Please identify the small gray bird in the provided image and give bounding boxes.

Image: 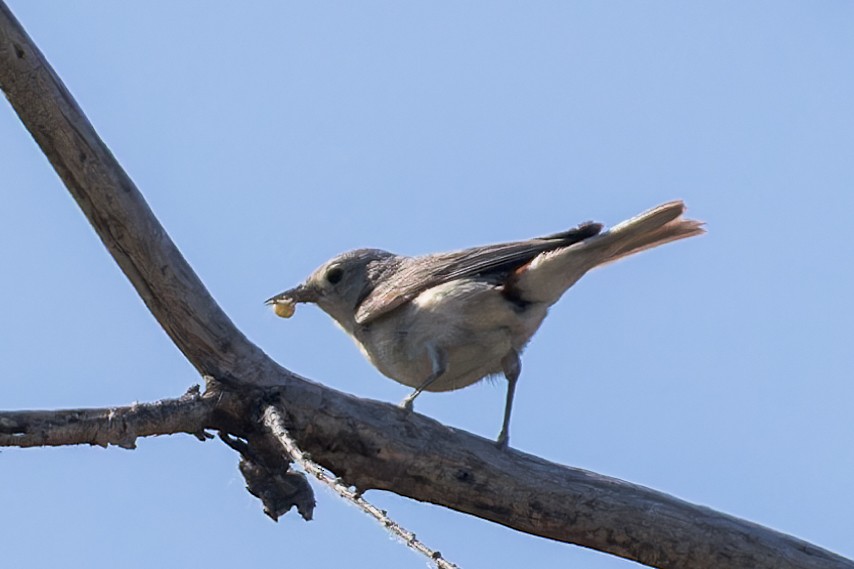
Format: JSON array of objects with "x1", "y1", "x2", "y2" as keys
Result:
[{"x1": 267, "y1": 201, "x2": 703, "y2": 448}]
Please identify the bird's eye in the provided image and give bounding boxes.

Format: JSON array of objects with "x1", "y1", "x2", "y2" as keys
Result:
[{"x1": 325, "y1": 266, "x2": 343, "y2": 285}]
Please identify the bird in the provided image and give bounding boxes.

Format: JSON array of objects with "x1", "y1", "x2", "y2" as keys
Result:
[{"x1": 266, "y1": 200, "x2": 704, "y2": 448}]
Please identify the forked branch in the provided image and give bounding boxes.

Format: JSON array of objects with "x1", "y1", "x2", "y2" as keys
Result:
[{"x1": 0, "y1": 4, "x2": 851, "y2": 569}]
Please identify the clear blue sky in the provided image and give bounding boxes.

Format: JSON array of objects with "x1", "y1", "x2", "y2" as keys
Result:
[{"x1": 2, "y1": 2, "x2": 853, "y2": 568}]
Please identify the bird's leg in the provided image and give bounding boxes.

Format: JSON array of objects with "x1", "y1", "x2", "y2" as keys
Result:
[
  {"x1": 496, "y1": 349, "x2": 521, "y2": 449},
  {"x1": 401, "y1": 344, "x2": 447, "y2": 411}
]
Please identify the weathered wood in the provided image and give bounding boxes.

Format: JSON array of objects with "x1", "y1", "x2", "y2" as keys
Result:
[
  {"x1": 0, "y1": 2, "x2": 276, "y2": 386},
  {"x1": 1, "y1": 3, "x2": 851, "y2": 568},
  {"x1": 0, "y1": 386, "x2": 215, "y2": 448},
  {"x1": 257, "y1": 384, "x2": 853, "y2": 569},
  {"x1": 3, "y1": 379, "x2": 851, "y2": 569}
]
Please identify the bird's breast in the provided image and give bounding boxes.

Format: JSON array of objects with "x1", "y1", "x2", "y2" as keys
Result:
[{"x1": 352, "y1": 279, "x2": 549, "y2": 392}]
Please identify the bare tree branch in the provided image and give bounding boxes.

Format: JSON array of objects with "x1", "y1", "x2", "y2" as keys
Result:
[
  {"x1": 0, "y1": 1, "x2": 276, "y2": 387},
  {"x1": 1, "y1": 3, "x2": 851, "y2": 569},
  {"x1": 0, "y1": 386, "x2": 214, "y2": 448}
]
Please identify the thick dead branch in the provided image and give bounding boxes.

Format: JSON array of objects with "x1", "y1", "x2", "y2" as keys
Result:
[
  {"x1": 255, "y1": 388, "x2": 853, "y2": 569},
  {"x1": 0, "y1": 3, "x2": 276, "y2": 387},
  {"x1": 1, "y1": 3, "x2": 852, "y2": 569}
]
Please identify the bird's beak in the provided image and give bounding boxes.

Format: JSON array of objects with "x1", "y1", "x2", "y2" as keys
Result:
[{"x1": 265, "y1": 284, "x2": 320, "y2": 319}]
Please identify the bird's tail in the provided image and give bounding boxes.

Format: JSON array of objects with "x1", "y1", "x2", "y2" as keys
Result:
[
  {"x1": 590, "y1": 200, "x2": 705, "y2": 267},
  {"x1": 511, "y1": 201, "x2": 703, "y2": 306}
]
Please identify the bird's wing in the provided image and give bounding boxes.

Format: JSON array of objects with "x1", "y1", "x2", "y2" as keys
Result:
[{"x1": 355, "y1": 222, "x2": 602, "y2": 325}]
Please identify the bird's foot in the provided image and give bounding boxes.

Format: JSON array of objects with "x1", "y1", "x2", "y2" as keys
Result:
[{"x1": 495, "y1": 430, "x2": 510, "y2": 450}]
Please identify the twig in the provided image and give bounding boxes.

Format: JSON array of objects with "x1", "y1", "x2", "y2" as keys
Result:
[{"x1": 262, "y1": 404, "x2": 460, "y2": 569}]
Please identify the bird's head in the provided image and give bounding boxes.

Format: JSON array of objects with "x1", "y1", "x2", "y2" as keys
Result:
[{"x1": 266, "y1": 248, "x2": 399, "y2": 332}]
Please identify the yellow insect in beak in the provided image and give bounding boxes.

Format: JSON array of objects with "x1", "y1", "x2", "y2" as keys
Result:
[{"x1": 271, "y1": 300, "x2": 295, "y2": 319}]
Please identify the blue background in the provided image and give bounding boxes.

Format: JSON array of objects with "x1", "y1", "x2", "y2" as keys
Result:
[{"x1": 2, "y1": 2, "x2": 852, "y2": 567}]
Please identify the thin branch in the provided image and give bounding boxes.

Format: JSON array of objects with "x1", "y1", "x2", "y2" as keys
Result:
[
  {"x1": 0, "y1": 386, "x2": 215, "y2": 449},
  {"x1": 262, "y1": 405, "x2": 460, "y2": 569},
  {"x1": 1, "y1": 3, "x2": 852, "y2": 569}
]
